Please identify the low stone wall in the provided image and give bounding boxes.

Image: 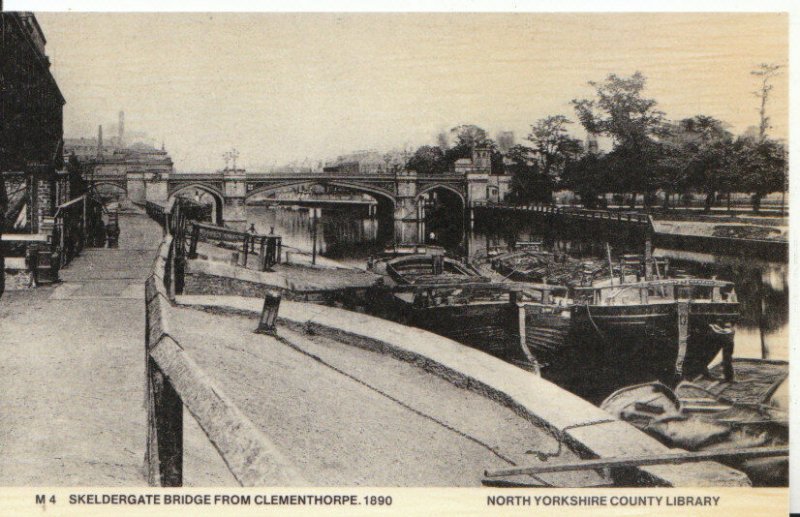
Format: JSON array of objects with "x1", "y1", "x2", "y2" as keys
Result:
[
  {"x1": 183, "y1": 258, "x2": 369, "y2": 304},
  {"x1": 184, "y1": 264, "x2": 289, "y2": 299}
]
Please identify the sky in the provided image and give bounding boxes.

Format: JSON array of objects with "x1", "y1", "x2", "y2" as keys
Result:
[{"x1": 35, "y1": 12, "x2": 788, "y2": 172}]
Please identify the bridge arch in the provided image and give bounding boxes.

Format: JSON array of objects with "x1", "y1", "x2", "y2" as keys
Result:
[
  {"x1": 169, "y1": 183, "x2": 224, "y2": 225},
  {"x1": 246, "y1": 180, "x2": 396, "y2": 207},
  {"x1": 92, "y1": 180, "x2": 127, "y2": 192},
  {"x1": 415, "y1": 184, "x2": 466, "y2": 250},
  {"x1": 415, "y1": 183, "x2": 466, "y2": 209},
  {"x1": 92, "y1": 181, "x2": 128, "y2": 203}
]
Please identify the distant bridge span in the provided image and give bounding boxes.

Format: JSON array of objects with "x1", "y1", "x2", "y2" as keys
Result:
[{"x1": 88, "y1": 168, "x2": 504, "y2": 242}]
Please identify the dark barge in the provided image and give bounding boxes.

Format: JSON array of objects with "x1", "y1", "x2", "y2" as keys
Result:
[{"x1": 368, "y1": 249, "x2": 740, "y2": 400}]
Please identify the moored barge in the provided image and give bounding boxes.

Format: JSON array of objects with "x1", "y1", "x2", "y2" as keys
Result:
[{"x1": 520, "y1": 278, "x2": 739, "y2": 400}]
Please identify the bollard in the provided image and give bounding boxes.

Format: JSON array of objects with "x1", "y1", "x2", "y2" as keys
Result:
[{"x1": 255, "y1": 290, "x2": 282, "y2": 335}]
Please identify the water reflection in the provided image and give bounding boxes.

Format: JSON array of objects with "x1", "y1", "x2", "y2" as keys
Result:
[{"x1": 247, "y1": 204, "x2": 788, "y2": 361}]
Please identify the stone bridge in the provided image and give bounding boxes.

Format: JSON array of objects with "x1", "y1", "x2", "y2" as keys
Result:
[{"x1": 91, "y1": 166, "x2": 503, "y2": 241}]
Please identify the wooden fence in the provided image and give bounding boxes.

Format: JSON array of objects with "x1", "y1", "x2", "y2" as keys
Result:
[
  {"x1": 472, "y1": 201, "x2": 654, "y2": 228},
  {"x1": 187, "y1": 221, "x2": 282, "y2": 271},
  {"x1": 145, "y1": 199, "x2": 304, "y2": 486}
]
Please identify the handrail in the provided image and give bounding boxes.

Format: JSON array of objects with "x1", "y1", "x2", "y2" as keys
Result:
[
  {"x1": 473, "y1": 202, "x2": 653, "y2": 225},
  {"x1": 145, "y1": 206, "x2": 304, "y2": 486}
]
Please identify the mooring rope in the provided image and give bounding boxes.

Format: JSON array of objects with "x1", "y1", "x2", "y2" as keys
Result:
[
  {"x1": 525, "y1": 418, "x2": 616, "y2": 462},
  {"x1": 273, "y1": 327, "x2": 553, "y2": 486}
]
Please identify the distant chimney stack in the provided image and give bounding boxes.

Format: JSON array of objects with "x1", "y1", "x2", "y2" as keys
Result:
[
  {"x1": 118, "y1": 110, "x2": 125, "y2": 148},
  {"x1": 97, "y1": 125, "x2": 103, "y2": 157}
]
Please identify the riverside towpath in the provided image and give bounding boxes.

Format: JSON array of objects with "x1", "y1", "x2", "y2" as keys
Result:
[{"x1": 0, "y1": 209, "x2": 234, "y2": 485}]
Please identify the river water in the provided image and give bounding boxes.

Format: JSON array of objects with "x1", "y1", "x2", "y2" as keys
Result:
[{"x1": 247, "y1": 204, "x2": 788, "y2": 362}]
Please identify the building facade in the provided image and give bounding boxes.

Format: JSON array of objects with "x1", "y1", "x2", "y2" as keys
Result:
[
  {"x1": 64, "y1": 117, "x2": 174, "y2": 203},
  {"x1": 1, "y1": 12, "x2": 68, "y2": 233}
]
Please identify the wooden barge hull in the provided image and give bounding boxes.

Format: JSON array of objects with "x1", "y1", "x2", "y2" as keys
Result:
[
  {"x1": 537, "y1": 301, "x2": 739, "y2": 400},
  {"x1": 367, "y1": 288, "x2": 739, "y2": 402},
  {"x1": 365, "y1": 288, "x2": 517, "y2": 357}
]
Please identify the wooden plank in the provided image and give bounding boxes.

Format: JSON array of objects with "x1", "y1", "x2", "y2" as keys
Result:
[
  {"x1": 484, "y1": 446, "x2": 788, "y2": 478},
  {"x1": 149, "y1": 336, "x2": 306, "y2": 486},
  {"x1": 146, "y1": 358, "x2": 183, "y2": 486}
]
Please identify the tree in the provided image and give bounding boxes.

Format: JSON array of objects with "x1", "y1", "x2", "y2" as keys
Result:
[
  {"x1": 751, "y1": 63, "x2": 782, "y2": 141},
  {"x1": 560, "y1": 153, "x2": 610, "y2": 209},
  {"x1": 450, "y1": 124, "x2": 489, "y2": 148},
  {"x1": 738, "y1": 137, "x2": 787, "y2": 212},
  {"x1": 572, "y1": 72, "x2": 668, "y2": 207},
  {"x1": 506, "y1": 144, "x2": 553, "y2": 204},
  {"x1": 661, "y1": 116, "x2": 732, "y2": 210},
  {"x1": 406, "y1": 145, "x2": 447, "y2": 175},
  {"x1": 442, "y1": 124, "x2": 504, "y2": 174},
  {"x1": 526, "y1": 115, "x2": 583, "y2": 183},
  {"x1": 686, "y1": 138, "x2": 736, "y2": 213}
]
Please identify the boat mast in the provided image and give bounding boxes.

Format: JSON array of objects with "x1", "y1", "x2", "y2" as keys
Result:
[{"x1": 605, "y1": 243, "x2": 615, "y2": 285}]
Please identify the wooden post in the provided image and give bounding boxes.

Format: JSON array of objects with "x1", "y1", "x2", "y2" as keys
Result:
[
  {"x1": 758, "y1": 275, "x2": 770, "y2": 359},
  {"x1": 242, "y1": 235, "x2": 249, "y2": 267},
  {"x1": 168, "y1": 240, "x2": 176, "y2": 300},
  {"x1": 146, "y1": 358, "x2": 183, "y2": 487},
  {"x1": 266, "y1": 238, "x2": 277, "y2": 271},
  {"x1": 674, "y1": 301, "x2": 690, "y2": 383},
  {"x1": 255, "y1": 290, "x2": 281, "y2": 335},
  {"x1": 605, "y1": 243, "x2": 615, "y2": 286},
  {"x1": 432, "y1": 254, "x2": 444, "y2": 275},
  {"x1": 644, "y1": 233, "x2": 653, "y2": 281},
  {"x1": 722, "y1": 338, "x2": 735, "y2": 382},
  {"x1": 188, "y1": 224, "x2": 199, "y2": 259},
  {"x1": 82, "y1": 195, "x2": 87, "y2": 245},
  {"x1": 311, "y1": 209, "x2": 318, "y2": 266},
  {"x1": 259, "y1": 239, "x2": 267, "y2": 271}
]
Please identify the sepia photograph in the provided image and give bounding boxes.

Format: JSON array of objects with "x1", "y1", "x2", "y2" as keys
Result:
[{"x1": 0, "y1": 2, "x2": 792, "y2": 515}]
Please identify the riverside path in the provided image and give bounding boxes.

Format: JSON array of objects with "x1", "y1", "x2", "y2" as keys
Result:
[{"x1": 0, "y1": 208, "x2": 234, "y2": 485}]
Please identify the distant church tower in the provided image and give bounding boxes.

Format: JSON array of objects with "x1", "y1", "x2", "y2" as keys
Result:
[{"x1": 118, "y1": 110, "x2": 125, "y2": 148}]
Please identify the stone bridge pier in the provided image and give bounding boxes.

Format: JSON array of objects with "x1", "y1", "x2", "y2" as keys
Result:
[
  {"x1": 393, "y1": 170, "x2": 424, "y2": 244},
  {"x1": 221, "y1": 168, "x2": 248, "y2": 231}
]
